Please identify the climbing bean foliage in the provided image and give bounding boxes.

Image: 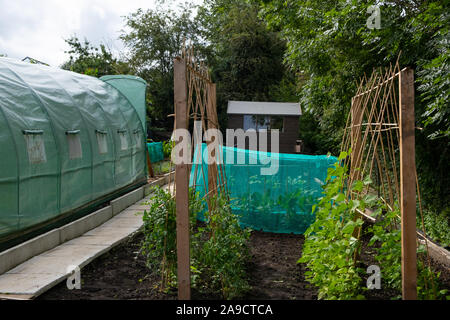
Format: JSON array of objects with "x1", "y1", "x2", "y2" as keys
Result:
[
  {"x1": 368, "y1": 203, "x2": 448, "y2": 300},
  {"x1": 299, "y1": 151, "x2": 448, "y2": 299},
  {"x1": 298, "y1": 151, "x2": 367, "y2": 299},
  {"x1": 141, "y1": 186, "x2": 250, "y2": 299}
]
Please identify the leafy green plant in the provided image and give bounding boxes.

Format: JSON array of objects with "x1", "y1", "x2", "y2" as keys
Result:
[
  {"x1": 162, "y1": 140, "x2": 174, "y2": 159},
  {"x1": 369, "y1": 202, "x2": 449, "y2": 300},
  {"x1": 300, "y1": 151, "x2": 448, "y2": 300},
  {"x1": 153, "y1": 160, "x2": 173, "y2": 175},
  {"x1": 418, "y1": 208, "x2": 450, "y2": 248},
  {"x1": 141, "y1": 186, "x2": 250, "y2": 299},
  {"x1": 192, "y1": 192, "x2": 251, "y2": 299},
  {"x1": 141, "y1": 186, "x2": 182, "y2": 289},
  {"x1": 298, "y1": 151, "x2": 367, "y2": 299}
]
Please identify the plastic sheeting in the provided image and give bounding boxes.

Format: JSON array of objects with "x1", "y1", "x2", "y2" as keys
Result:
[
  {"x1": 147, "y1": 142, "x2": 164, "y2": 163},
  {"x1": 0, "y1": 57, "x2": 147, "y2": 239},
  {"x1": 190, "y1": 144, "x2": 337, "y2": 234},
  {"x1": 100, "y1": 75, "x2": 147, "y2": 130}
]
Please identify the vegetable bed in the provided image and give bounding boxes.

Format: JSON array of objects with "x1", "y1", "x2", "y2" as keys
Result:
[{"x1": 38, "y1": 228, "x2": 450, "y2": 300}]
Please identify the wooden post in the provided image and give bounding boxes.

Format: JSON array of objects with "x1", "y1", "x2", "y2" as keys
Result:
[
  {"x1": 350, "y1": 96, "x2": 363, "y2": 184},
  {"x1": 146, "y1": 149, "x2": 154, "y2": 178},
  {"x1": 351, "y1": 97, "x2": 363, "y2": 245},
  {"x1": 174, "y1": 57, "x2": 190, "y2": 300},
  {"x1": 206, "y1": 83, "x2": 218, "y2": 198},
  {"x1": 399, "y1": 67, "x2": 417, "y2": 300}
]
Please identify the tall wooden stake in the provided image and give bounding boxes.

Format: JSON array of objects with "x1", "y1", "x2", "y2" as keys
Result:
[
  {"x1": 174, "y1": 57, "x2": 190, "y2": 300},
  {"x1": 350, "y1": 96, "x2": 363, "y2": 183},
  {"x1": 146, "y1": 149, "x2": 154, "y2": 178},
  {"x1": 399, "y1": 67, "x2": 417, "y2": 300},
  {"x1": 350, "y1": 97, "x2": 363, "y2": 246},
  {"x1": 206, "y1": 83, "x2": 219, "y2": 199}
]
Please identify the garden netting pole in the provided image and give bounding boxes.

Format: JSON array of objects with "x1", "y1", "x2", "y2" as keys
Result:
[{"x1": 174, "y1": 56, "x2": 191, "y2": 300}]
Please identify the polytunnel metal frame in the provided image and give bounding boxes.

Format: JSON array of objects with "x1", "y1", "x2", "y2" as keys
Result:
[{"x1": 0, "y1": 58, "x2": 148, "y2": 251}]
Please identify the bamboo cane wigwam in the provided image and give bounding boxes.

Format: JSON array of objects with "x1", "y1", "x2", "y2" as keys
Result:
[
  {"x1": 341, "y1": 59, "x2": 433, "y2": 299},
  {"x1": 177, "y1": 42, "x2": 229, "y2": 203}
]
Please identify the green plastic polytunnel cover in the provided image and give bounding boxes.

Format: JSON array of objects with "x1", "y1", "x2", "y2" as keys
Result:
[
  {"x1": 100, "y1": 75, "x2": 147, "y2": 131},
  {"x1": 0, "y1": 57, "x2": 147, "y2": 241}
]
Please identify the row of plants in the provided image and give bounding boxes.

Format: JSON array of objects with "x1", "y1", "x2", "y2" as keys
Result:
[
  {"x1": 140, "y1": 186, "x2": 250, "y2": 299},
  {"x1": 228, "y1": 174, "x2": 320, "y2": 233},
  {"x1": 417, "y1": 208, "x2": 450, "y2": 248},
  {"x1": 298, "y1": 151, "x2": 449, "y2": 300},
  {"x1": 232, "y1": 188, "x2": 316, "y2": 234}
]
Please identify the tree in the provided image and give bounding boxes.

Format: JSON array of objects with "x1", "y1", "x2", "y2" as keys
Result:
[
  {"x1": 259, "y1": 0, "x2": 449, "y2": 213},
  {"x1": 61, "y1": 36, "x2": 130, "y2": 77},
  {"x1": 199, "y1": 0, "x2": 296, "y2": 128},
  {"x1": 120, "y1": 5, "x2": 204, "y2": 132}
]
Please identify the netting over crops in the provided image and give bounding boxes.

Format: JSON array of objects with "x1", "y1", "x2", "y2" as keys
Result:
[
  {"x1": 190, "y1": 144, "x2": 337, "y2": 234},
  {"x1": 147, "y1": 142, "x2": 164, "y2": 163}
]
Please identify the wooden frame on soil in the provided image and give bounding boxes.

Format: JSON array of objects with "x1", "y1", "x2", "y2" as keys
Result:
[{"x1": 341, "y1": 62, "x2": 420, "y2": 299}]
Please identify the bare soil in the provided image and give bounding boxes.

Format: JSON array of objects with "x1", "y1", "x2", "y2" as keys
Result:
[{"x1": 38, "y1": 228, "x2": 449, "y2": 300}]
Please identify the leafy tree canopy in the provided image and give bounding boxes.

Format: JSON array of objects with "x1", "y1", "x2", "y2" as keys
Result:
[
  {"x1": 199, "y1": 0, "x2": 297, "y2": 127},
  {"x1": 259, "y1": 0, "x2": 449, "y2": 211},
  {"x1": 61, "y1": 36, "x2": 130, "y2": 77},
  {"x1": 119, "y1": 4, "x2": 203, "y2": 131}
]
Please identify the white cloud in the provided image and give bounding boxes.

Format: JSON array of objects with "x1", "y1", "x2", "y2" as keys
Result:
[{"x1": 0, "y1": 0, "x2": 201, "y2": 67}]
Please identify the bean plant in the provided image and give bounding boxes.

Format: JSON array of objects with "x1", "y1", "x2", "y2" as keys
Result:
[
  {"x1": 298, "y1": 151, "x2": 366, "y2": 299},
  {"x1": 162, "y1": 140, "x2": 174, "y2": 159},
  {"x1": 299, "y1": 151, "x2": 448, "y2": 300},
  {"x1": 141, "y1": 186, "x2": 250, "y2": 299}
]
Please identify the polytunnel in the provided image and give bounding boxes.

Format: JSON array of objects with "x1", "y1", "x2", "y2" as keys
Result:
[{"x1": 0, "y1": 57, "x2": 148, "y2": 246}]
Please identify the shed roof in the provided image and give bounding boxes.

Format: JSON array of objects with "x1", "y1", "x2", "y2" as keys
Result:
[{"x1": 227, "y1": 101, "x2": 302, "y2": 116}]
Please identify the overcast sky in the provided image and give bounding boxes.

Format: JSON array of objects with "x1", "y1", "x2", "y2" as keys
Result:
[{"x1": 0, "y1": 0, "x2": 200, "y2": 67}]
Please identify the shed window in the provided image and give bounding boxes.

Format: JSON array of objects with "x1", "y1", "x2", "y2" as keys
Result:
[
  {"x1": 66, "y1": 130, "x2": 82, "y2": 159},
  {"x1": 118, "y1": 129, "x2": 128, "y2": 151},
  {"x1": 96, "y1": 130, "x2": 108, "y2": 154},
  {"x1": 23, "y1": 130, "x2": 46, "y2": 164},
  {"x1": 243, "y1": 115, "x2": 257, "y2": 131},
  {"x1": 243, "y1": 115, "x2": 283, "y2": 132},
  {"x1": 270, "y1": 116, "x2": 284, "y2": 132}
]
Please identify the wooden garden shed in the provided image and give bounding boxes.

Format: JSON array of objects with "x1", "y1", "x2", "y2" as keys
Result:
[{"x1": 226, "y1": 101, "x2": 302, "y2": 153}]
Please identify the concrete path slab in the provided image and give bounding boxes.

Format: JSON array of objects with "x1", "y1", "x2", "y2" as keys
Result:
[{"x1": 0, "y1": 182, "x2": 174, "y2": 299}]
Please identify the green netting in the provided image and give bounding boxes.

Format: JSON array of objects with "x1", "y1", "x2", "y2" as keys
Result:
[
  {"x1": 190, "y1": 144, "x2": 337, "y2": 234},
  {"x1": 147, "y1": 142, "x2": 164, "y2": 163},
  {"x1": 0, "y1": 57, "x2": 147, "y2": 240}
]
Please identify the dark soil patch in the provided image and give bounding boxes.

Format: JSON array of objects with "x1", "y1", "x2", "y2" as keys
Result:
[
  {"x1": 39, "y1": 232, "x2": 175, "y2": 300},
  {"x1": 245, "y1": 231, "x2": 316, "y2": 300},
  {"x1": 38, "y1": 228, "x2": 450, "y2": 300},
  {"x1": 38, "y1": 230, "x2": 316, "y2": 300}
]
